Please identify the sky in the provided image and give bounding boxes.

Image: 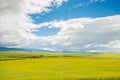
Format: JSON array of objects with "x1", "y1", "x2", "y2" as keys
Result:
[{"x1": 0, "y1": 0, "x2": 120, "y2": 52}]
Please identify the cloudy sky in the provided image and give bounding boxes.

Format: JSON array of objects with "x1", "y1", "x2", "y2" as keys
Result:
[{"x1": 0, "y1": 0, "x2": 120, "y2": 52}]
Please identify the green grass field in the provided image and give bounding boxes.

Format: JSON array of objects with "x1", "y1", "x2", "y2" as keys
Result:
[{"x1": 0, "y1": 51, "x2": 120, "y2": 80}]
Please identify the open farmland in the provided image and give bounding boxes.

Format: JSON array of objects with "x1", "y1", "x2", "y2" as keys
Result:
[{"x1": 0, "y1": 51, "x2": 120, "y2": 80}]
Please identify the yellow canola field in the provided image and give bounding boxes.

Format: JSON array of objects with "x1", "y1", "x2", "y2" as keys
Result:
[{"x1": 0, "y1": 57, "x2": 120, "y2": 80}]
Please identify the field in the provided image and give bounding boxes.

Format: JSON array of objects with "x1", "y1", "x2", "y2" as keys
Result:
[{"x1": 0, "y1": 51, "x2": 120, "y2": 80}]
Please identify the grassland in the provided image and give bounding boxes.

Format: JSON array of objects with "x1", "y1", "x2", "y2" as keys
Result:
[{"x1": 0, "y1": 51, "x2": 120, "y2": 80}]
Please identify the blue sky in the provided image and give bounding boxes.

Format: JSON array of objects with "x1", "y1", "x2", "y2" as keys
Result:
[
  {"x1": 0, "y1": 0, "x2": 120, "y2": 52},
  {"x1": 30, "y1": 0, "x2": 120, "y2": 37},
  {"x1": 31, "y1": 0, "x2": 120, "y2": 24}
]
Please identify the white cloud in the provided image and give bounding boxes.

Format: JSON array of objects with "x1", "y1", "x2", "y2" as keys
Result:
[
  {"x1": 25, "y1": 0, "x2": 67, "y2": 14},
  {"x1": 0, "y1": 0, "x2": 67, "y2": 48},
  {"x1": 37, "y1": 15, "x2": 120, "y2": 52},
  {"x1": 98, "y1": 40, "x2": 120, "y2": 49},
  {"x1": 73, "y1": 0, "x2": 106, "y2": 8},
  {"x1": 0, "y1": 0, "x2": 120, "y2": 52}
]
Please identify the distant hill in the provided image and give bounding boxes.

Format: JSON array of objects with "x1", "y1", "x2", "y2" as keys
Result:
[
  {"x1": 0, "y1": 47, "x2": 53, "y2": 52},
  {"x1": 0, "y1": 47, "x2": 25, "y2": 51},
  {"x1": 0, "y1": 47, "x2": 87, "y2": 53}
]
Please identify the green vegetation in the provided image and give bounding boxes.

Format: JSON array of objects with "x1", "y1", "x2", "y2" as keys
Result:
[
  {"x1": 0, "y1": 51, "x2": 99, "y2": 61},
  {"x1": 0, "y1": 51, "x2": 120, "y2": 80}
]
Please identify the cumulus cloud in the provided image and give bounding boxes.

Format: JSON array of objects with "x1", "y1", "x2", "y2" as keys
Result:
[
  {"x1": 37, "y1": 15, "x2": 120, "y2": 52},
  {"x1": 0, "y1": 0, "x2": 67, "y2": 48},
  {"x1": 0, "y1": 0, "x2": 120, "y2": 52},
  {"x1": 25, "y1": 0, "x2": 68, "y2": 14}
]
